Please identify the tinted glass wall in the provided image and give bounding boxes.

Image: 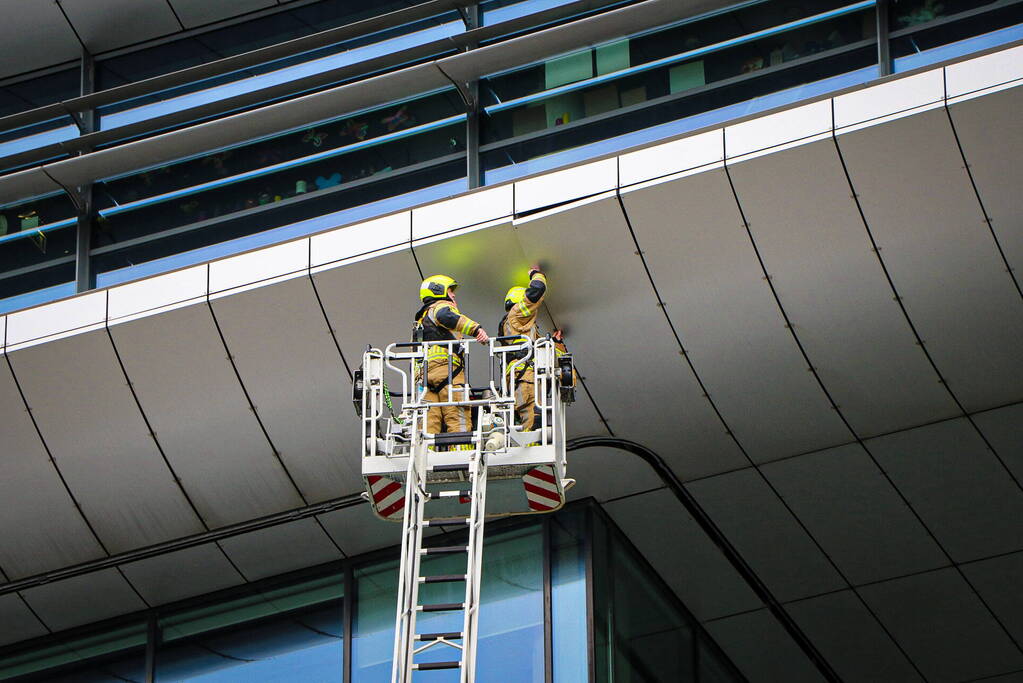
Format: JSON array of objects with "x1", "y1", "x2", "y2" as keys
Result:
[{"x1": 0, "y1": 501, "x2": 741, "y2": 682}]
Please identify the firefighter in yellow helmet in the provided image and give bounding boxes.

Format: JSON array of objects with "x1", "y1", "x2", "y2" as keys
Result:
[
  {"x1": 497, "y1": 265, "x2": 568, "y2": 431},
  {"x1": 414, "y1": 275, "x2": 489, "y2": 435}
]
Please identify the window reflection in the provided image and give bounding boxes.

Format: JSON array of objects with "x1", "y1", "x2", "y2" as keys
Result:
[
  {"x1": 0, "y1": 621, "x2": 147, "y2": 682},
  {"x1": 0, "y1": 68, "x2": 79, "y2": 119},
  {"x1": 96, "y1": 0, "x2": 439, "y2": 91},
  {"x1": 0, "y1": 193, "x2": 77, "y2": 302},
  {"x1": 890, "y1": 0, "x2": 1001, "y2": 28},
  {"x1": 157, "y1": 575, "x2": 344, "y2": 682},
  {"x1": 890, "y1": 1, "x2": 1023, "y2": 65},
  {"x1": 591, "y1": 506, "x2": 740, "y2": 682},
  {"x1": 481, "y1": 2, "x2": 876, "y2": 179},
  {"x1": 156, "y1": 602, "x2": 343, "y2": 682}
]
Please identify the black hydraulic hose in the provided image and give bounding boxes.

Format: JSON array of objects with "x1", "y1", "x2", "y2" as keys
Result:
[{"x1": 566, "y1": 436, "x2": 842, "y2": 682}]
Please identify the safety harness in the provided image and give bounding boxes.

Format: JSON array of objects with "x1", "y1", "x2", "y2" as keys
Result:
[{"x1": 414, "y1": 300, "x2": 465, "y2": 393}]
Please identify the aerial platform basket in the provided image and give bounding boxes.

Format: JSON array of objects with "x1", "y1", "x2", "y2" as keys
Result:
[{"x1": 355, "y1": 336, "x2": 575, "y2": 521}]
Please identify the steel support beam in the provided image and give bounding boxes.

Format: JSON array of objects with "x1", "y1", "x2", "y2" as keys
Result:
[
  {"x1": 877, "y1": 0, "x2": 892, "y2": 76},
  {"x1": 462, "y1": 4, "x2": 482, "y2": 189}
]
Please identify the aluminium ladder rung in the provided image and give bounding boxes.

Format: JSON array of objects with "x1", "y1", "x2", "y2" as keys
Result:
[
  {"x1": 416, "y1": 632, "x2": 463, "y2": 641},
  {"x1": 419, "y1": 602, "x2": 465, "y2": 612},
  {"x1": 420, "y1": 545, "x2": 468, "y2": 555},
  {"x1": 430, "y1": 463, "x2": 471, "y2": 472},
  {"x1": 414, "y1": 661, "x2": 461, "y2": 670},
  {"x1": 435, "y1": 489, "x2": 470, "y2": 498},
  {"x1": 423, "y1": 516, "x2": 469, "y2": 526},
  {"x1": 419, "y1": 574, "x2": 467, "y2": 584}
]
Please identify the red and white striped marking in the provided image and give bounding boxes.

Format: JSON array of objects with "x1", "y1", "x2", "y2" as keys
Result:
[
  {"x1": 523, "y1": 466, "x2": 562, "y2": 512},
  {"x1": 367, "y1": 475, "x2": 405, "y2": 519}
]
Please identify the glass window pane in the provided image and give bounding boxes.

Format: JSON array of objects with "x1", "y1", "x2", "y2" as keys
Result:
[
  {"x1": 890, "y1": 0, "x2": 999, "y2": 29},
  {"x1": 92, "y1": 90, "x2": 463, "y2": 257},
  {"x1": 0, "y1": 68, "x2": 79, "y2": 118},
  {"x1": 481, "y1": 2, "x2": 877, "y2": 181},
  {"x1": 591, "y1": 504, "x2": 744, "y2": 682},
  {"x1": 891, "y1": 2, "x2": 1023, "y2": 70},
  {"x1": 156, "y1": 601, "x2": 343, "y2": 682},
  {"x1": 0, "y1": 621, "x2": 146, "y2": 682},
  {"x1": 552, "y1": 508, "x2": 589, "y2": 683},
  {"x1": 157, "y1": 574, "x2": 343, "y2": 682},
  {"x1": 96, "y1": 0, "x2": 435, "y2": 90},
  {"x1": 353, "y1": 559, "x2": 398, "y2": 681},
  {"x1": 353, "y1": 520, "x2": 545, "y2": 681},
  {"x1": 0, "y1": 193, "x2": 77, "y2": 305}
]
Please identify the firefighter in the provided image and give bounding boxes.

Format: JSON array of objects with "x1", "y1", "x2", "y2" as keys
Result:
[
  {"x1": 497, "y1": 265, "x2": 567, "y2": 431},
  {"x1": 414, "y1": 275, "x2": 489, "y2": 435}
]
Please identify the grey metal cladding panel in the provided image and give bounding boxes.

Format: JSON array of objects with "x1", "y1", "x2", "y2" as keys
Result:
[
  {"x1": 866, "y1": 418, "x2": 1023, "y2": 562},
  {"x1": 685, "y1": 468, "x2": 845, "y2": 602},
  {"x1": 859, "y1": 567, "x2": 1023, "y2": 683},
  {"x1": 620, "y1": 168, "x2": 848, "y2": 461},
  {"x1": 0, "y1": 594, "x2": 47, "y2": 648},
  {"x1": 948, "y1": 87, "x2": 1023, "y2": 280},
  {"x1": 210, "y1": 277, "x2": 363, "y2": 502},
  {"x1": 566, "y1": 446, "x2": 663, "y2": 504},
  {"x1": 58, "y1": 0, "x2": 180, "y2": 54},
  {"x1": 761, "y1": 444, "x2": 946, "y2": 585},
  {"x1": 317, "y1": 504, "x2": 402, "y2": 557},
  {"x1": 108, "y1": 303, "x2": 304, "y2": 527},
  {"x1": 0, "y1": 361, "x2": 105, "y2": 578},
  {"x1": 603, "y1": 488, "x2": 761, "y2": 621},
  {"x1": 961, "y1": 551, "x2": 1023, "y2": 646},
  {"x1": 312, "y1": 248, "x2": 421, "y2": 370},
  {"x1": 727, "y1": 141, "x2": 958, "y2": 437},
  {"x1": 969, "y1": 674, "x2": 1023, "y2": 683},
  {"x1": 514, "y1": 197, "x2": 747, "y2": 480},
  {"x1": 704, "y1": 609, "x2": 825, "y2": 683},
  {"x1": 413, "y1": 221, "x2": 523, "y2": 386},
  {"x1": 973, "y1": 403, "x2": 1023, "y2": 483},
  {"x1": 169, "y1": 0, "x2": 275, "y2": 28},
  {"x1": 121, "y1": 544, "x2": 244, "y2": 605},
  {"x1": 21, "y1": 568, "x2": 147, "y2": 633},
  {"x1": 0, "y1": 0, "x2": 80, "y2": 79},
  {"x1": 787, "y1": 590, "x2": 923, "y2": 683},
  {"x1": 219, "y1": 518, "x2": 343, "y2": 581},
  {"x1": 8, "y1": 331, "x2": 204, "y2": 552},
  {"x1": 836, "y1": 110, "x2": 1023, "y2": 411}
]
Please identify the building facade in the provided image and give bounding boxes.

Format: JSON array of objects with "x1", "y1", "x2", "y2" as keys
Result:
[{"x1": 1, "y1": 0, "x2": 1022, "y2": 681}]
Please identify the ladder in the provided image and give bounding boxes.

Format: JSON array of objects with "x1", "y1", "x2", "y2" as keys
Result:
[
  {"x1": 391, "y1": 425, "x2": 489, "y2": 682},
  {"x1": 357, "y1": 336, "x2": 575, "y2": 682}
]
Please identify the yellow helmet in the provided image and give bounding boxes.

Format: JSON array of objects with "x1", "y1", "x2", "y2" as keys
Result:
[
  {"x1": 420, "y1": 274, "x2": 458, "y2": 302},
  {"x1": 504, "y1": 285, "x2": 526, "y2": 310}
]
